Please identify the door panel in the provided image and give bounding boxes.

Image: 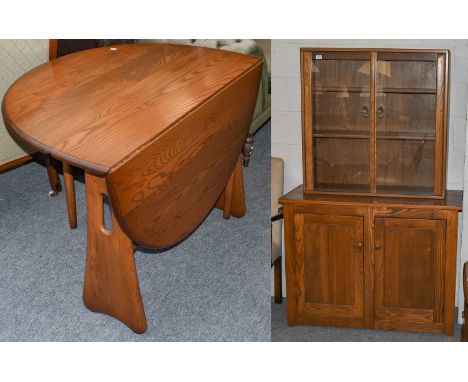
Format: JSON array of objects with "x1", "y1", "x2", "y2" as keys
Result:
[
  {"x1": 294, "y1": 213, "x2": 364, "y2": 320},
  {"x1": 374, "y1": 217, "x2": 446, "y2": 324},
  {"x1": 374, "y1": 51, "x2": 444, "y2": 197}
]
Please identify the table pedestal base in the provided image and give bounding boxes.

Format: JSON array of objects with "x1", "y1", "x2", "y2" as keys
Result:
[
  {"x1": 216, "y1": 155, "x2": 246, "y2": 219},
  {"x1": 83, "y1": 172, "x2": 147, "y2": 333},
  {"x1": 82, "y1": 156, "x2": 245, "y2": 333}
]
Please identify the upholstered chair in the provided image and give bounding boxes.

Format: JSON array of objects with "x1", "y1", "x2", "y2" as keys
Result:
[{"x1": 271, "y1": 157, "x2": 284, "y2": 303}]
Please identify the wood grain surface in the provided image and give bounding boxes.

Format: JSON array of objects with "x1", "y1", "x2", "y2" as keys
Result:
[
  {"x1": 281, "y1": 188, "x2": 460, "y2": 335},
  {"x1": 83, "y1": 172, "x2": 147, "y2": 333},
  {"x1": 2, "y1": 43, "x2": 263, "y2": 332},
  {"x1": 2, "y1": 44, "x2": 262, "y2": 175},
  {"x1": 279, "y1": 185, "x2": 463, "y2": 210},
  {"x1": 105, "y1": 64, "x2": 261, "y2": 248},
  {"x1": 300, "y1": 48, "x2": 449, "y2": 199}
]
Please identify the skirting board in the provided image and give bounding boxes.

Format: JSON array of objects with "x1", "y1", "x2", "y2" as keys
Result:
[{"x1": 0, "y1": 154, "x2": 35, "y2": 174}]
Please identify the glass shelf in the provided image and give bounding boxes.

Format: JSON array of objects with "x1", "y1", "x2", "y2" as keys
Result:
[
  {"x1": 377, "y1": 132, "x2": 435, "y2": 141},
  {"x1": 313, "y1": 129, "x2": 370, "y2": 139},
  {"x1": 378, "y1": 88, "x2": 436, "y2": 94}
]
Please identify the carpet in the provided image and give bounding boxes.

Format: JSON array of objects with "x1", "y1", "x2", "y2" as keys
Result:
[{"x1": 0, "y1": 122, "x2": 270, "y2": 341}]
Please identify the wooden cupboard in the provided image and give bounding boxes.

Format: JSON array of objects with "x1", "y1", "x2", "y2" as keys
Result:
[
  {"x1": 301, "y1": 48, "x2": 449, "y2": 198},
  {"x1": 279, "y1": 47, "x2": 462, "y2": 336},
  {"x1": 280, "y1": 188, "x2": 462, "y2": 335}
]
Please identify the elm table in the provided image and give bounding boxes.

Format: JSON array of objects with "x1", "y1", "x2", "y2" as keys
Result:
[{"x1": 2, "y1": 44, "x2": 262, "y2": 333}]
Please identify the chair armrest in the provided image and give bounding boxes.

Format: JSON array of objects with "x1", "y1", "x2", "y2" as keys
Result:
[{"x1": 271, "y1": 207, "x2": 283, "y2": 223}]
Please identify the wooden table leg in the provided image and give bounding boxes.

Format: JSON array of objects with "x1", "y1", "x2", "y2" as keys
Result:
[
  {"x1": 46, "y1": 155, "x2": 62, "y2": 196},
  {"x1": 83, "y1": 172, "x2": 147, "y2": 333},
  {"x1": 63, "y1": 162, "x2": 77, "y2": 229},
  {"x1": 216, "y1": 155, "x2": 246, "y2": 219}
]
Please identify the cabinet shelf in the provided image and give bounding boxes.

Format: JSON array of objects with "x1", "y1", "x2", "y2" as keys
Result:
[
  {"x1": 313, "y1": 131, "x2": 435, "y2": 141},
  {"x1": 377, "y1": 132, "x2": 435, "y2": 141},
  {"x1": 312, "y1": 86, "x2": 436, "y2": 94},
  {"x1": 313, "y1": 86, "x2": 368, "y2": 93},
  {"x1": 378, "y1": 87, "x2": 436, "y2": 94},
  {"x1": 314, "y1": 130, "x2": 369, "y2": 139},
  {"x1": 376, "y1": 185, "x2": 435, "y2": 195}
]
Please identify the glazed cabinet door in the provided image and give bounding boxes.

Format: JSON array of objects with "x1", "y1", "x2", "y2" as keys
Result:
[
  {"x1": 374, "y1": 217, "x2": 446, "y2": 330},
  {"x1": 302, "y1": 50, "x2": 372, "y2": 193},
  {"x1": 289, "y1": 211, "x2": 365, "y2": 325},
  {"x1": 375, "y1": 51, "x2": 448, "y2": 197}
]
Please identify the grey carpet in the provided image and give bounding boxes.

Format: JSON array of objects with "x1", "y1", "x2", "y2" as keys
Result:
[
  {"x1": 0, "y1": 122, "x2": 270, "y2": 342},
  {"x1": 272, "y1": 299, "x2": 462, "y2": 342}
]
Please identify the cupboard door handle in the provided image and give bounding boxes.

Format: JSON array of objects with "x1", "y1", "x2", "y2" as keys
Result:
[
  {"x1": 375, "y1": 243, "x2": 382, "y2": 250},
  {"x1": 377, "y1": 106, "x2": 385, "y2": 119},
  {"x1": 356, "y1": 242, "x2": 363, "y2": 250},
  {"x1": 361, "y1": 106, "x2": 369, "y2": 118}
]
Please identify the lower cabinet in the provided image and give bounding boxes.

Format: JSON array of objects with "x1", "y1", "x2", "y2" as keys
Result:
[{"x1": 283, "y1": 202, "x2": 460, "y2": 336}]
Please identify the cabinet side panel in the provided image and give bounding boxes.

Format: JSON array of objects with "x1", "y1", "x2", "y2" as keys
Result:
[
  {"x1": 301, "y1": 51, "x2": 313, "y2": 191},
  {"x1": 434, "y1": 53, "x2": 447, "y2": 197}
]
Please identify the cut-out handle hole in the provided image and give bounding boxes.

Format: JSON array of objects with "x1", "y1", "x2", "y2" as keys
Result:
[{"x1": 102, "y1": 194, "x2": 113, "y2": 231}]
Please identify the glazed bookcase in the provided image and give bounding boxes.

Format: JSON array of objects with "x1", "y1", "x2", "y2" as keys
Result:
[{"x1": 301, "y1": 48, "x2": 449, "y2": 199}]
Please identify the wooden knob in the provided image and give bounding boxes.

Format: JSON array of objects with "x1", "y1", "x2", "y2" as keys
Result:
[
  {"x1": 356, "y1": 242, "x2": 363, "y2": 250},
  {"x1": 375, "y1": 243, "x2": 382, "y2": 250},
  {"x1": 361, "y1": 106, "x2": 369, "y2": 118},
  {"x1": 377, "y1": 106, "x2": 385, "y2": 119}
]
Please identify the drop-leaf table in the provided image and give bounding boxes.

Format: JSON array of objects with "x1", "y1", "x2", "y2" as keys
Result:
[{"x1": 2, "y1": 44, "x2": 263, "y2": 333}]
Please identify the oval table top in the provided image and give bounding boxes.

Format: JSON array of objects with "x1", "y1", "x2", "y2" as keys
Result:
[{"x1": 2, "y1": 44, "x2": 262, "y2": 175}]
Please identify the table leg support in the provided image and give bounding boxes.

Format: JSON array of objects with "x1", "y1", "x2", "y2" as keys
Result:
[
  {"x1": 83, "y1": 172, "x2": 147, "y2": 334},
  {"x1": 63, "y1": 162, "x2": 77, "y2": 229},
  {"x1": 216, "y1": 155, "x2": 246, "y2": 219}
]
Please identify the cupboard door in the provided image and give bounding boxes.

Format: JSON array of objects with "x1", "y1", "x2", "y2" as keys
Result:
[
  {"x1": 374, "y1": 217, "x2": 446, "y2": 326},
  {"x1": 293, "y1": 213, "x2": 364, "y2": 321}
]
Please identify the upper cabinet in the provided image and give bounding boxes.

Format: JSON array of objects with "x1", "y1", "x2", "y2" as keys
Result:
[{"x1": 301, "y1": 48, "x2": 449, "y2": 199}]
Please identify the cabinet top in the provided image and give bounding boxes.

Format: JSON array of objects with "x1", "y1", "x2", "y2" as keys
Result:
[{"x1": 279, "y1": 185, "x2": 463, "y2": 211}]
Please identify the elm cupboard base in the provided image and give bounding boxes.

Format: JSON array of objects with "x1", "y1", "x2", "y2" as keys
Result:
[{"x1": 280, "y1": 187, "x2": 462, "y2": 336}]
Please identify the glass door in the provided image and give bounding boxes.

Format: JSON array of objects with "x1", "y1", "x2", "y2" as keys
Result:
[
  {"x1": 310, "y1": 51, "x2": 372, "y2": 193},
  {"x1": 375, "y1": 52, "x2": 439, "y2": 195}
]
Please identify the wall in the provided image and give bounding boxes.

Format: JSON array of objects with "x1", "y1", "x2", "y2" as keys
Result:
[
  {"x1": 0, "y1": 39, "x2": 48, "y2": 166},
  {"x1": 271, "y1": 40, "x2": 468, "y2": 322}
]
